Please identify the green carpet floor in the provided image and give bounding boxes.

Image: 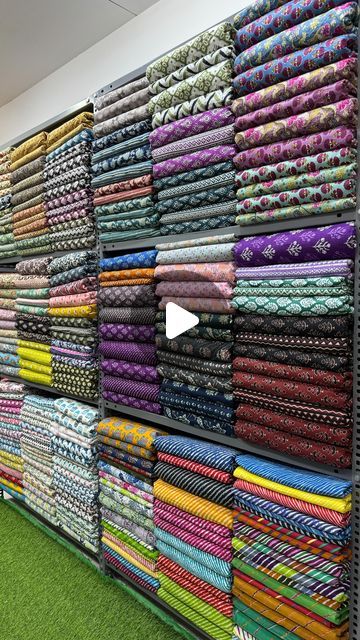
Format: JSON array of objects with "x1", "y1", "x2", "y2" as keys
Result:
[{"x1": 0, "y1": 500, "x2": 187, "y2": 640}]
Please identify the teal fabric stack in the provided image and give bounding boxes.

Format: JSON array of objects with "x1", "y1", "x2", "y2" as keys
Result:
[{"x1": 92, "y1": 77, "x2": 159, "y2": 242}]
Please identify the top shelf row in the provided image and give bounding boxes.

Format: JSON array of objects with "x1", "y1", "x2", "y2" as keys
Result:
[{"x1": 0, "y1": 2, "x2": 358, "y2": 262}]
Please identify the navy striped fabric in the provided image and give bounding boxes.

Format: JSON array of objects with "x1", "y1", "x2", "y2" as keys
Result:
[
  {"x1": 235, "y1": 455, "x2": 352, "y2": 497},
  {"x1": 234, "y1": 491, "x2": 351, "y2": 545},
  {"x1": 154, "y1": 435, "x2": 237, "y2": 472}
]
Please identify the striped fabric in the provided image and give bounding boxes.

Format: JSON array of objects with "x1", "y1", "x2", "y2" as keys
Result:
[
  {"x1": 154, "y1": 435, "x2": 237, "y2": 471},
  {"x1": 235, "y1": 455, "x2": 352, "y2": 497},
  {"x1": 157, "y1": 537, "x2": 232, "y2": 593},
  {"x1": 154, "y1": 479, "x2": 233, "y2": 528},
  {"x1": 234, "y1": 493, "x2": 350, "y2": 545},
  {"x1": 156, "y1": 527, "x2": 231, "y2": 578},
  {"x1": 103, "y1": 546, "x2": 159, "y2": 591},
  {"x1": 155, "y1": 499, "x2": 233, "y2": 545},
  {"x1": 158, "y1": 451, "x2": 233, "y2": 483},
  {"x1": 235, "y1": 480, "x2": 350, "y2": 527},
  {"x1": 155, "y1": 514, "x2": 232, "y2": 561},
  {"x1": 158, "y1": 572, "x2": 233, "y2": 634},
  {"x1": 154, "y1": 461, "x2": 234, "y2": 507},
  {"x1": 158, "y1": 586, "x2": 231, "y2": 640},
  {"x1": 157, "y1": 554, "x2": 233, "y2": 615}
]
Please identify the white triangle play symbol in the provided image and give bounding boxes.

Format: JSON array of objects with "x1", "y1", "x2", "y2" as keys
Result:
[{"x1": 165, "y1": 302, "x2": 199, "y2": 339}]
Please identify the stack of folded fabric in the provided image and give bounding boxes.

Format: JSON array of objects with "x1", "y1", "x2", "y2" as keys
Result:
[
  {"x1": 0, "y1": 147, "x2": 16, "y2": 259},
  {"x1": 232, "y1": 454, "x2": 352, "y2": 640},
  {"x1": 92, "y1": 77, "x2": 159, "y2": 243},
  {"x1": 232, "y1": 221, "x2": 355, "y2": 467},
  {"x1": 45, "y1": 112, "x2": 96, "y2": 252},
  {"x1": 154, "y1": 435, "x2": 237, "y2": 640},
  {"x1": 52, "y1": 398, "x2": 99, "y2": 551},
  {"x1": 0, "y1": 377, "x2": 26, "y2": 499},
  {"x1": 15, "y1": 257, "x2": 53, "y2": 387},
  {"x1": 99, "y1": 249, "x2": 160, "y2": 412},
  {"x1": 20, "y1": 393, "x2": 58, "y2": 524},
  {"x1": 0, "y1": 273, "x2": 20, "y2": 377},
  {"x1": 10, "y1": 132, "x2": 50, "y2": 256},
  {"x1": 155, "y1": 234, "x2": 236, "y2": 434},
  {"x1": 231, "y1": 0, "x2": 357, "y2": 226},
  {"x1": 48, "y1": 251, "x2": 98, "y2": 399},
  {"x1": 97, "y1": 416, "x2": 166, "y2": 591},
  {"x1": 147, "y1": 22, "x2": 237, "y2": 235}
]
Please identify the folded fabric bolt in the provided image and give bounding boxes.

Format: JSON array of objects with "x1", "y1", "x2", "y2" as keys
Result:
[
  {"x1": 234, "y1": 222, "x2": 356, "y2": 267},
  {"x1": 233, "y1": 4, "x2": 358, "y2": 76}
]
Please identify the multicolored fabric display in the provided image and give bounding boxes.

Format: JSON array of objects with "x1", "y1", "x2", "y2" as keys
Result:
[
  {"x1": 146, "y1": 22, "x2": 237, "y2": 236},
  {"x1": 0, "y1": 147, "x2": 16, "y2": 259},
  {"x1": 232, "y1": 454, "x2": 352, "y2": 640},
  {"x1": 97, "y1": 416, "x2": 167, "y2": 591},
  {"x1": 0, "y1": 273, "x2": 20, "y2": 377},
  {"x1": 15, "y1": 257, "x2": 53, "y2": 385},
  {"x1": 155, "y1": 235, "x2": 236, "y2": 434},
  {"x1": 0, "y1": 378, "x2": 26, "y2": 498},
  {"x1": 20, "y1": 394, "x2": 58, "y2": 523},
  {"x1": 92, "y1": 76, "x2": 159, "y2": 242},
  {"x1": 232, "y1": 222, "x2": 354, "y2": 466},
  {"x1": 10, "y1": 132, "x2": 50, "y2": 256},
  {"x1": 231, "y1": 0, "x2": 358, "y2": 226},
  {"x1": 49, "y1": 251, "x2": 98, "y2": 400},
  {"x1": 45, "y1": 113, "x2": 95, "y2": 251},
  {"x1": 52, "y1": 398, "x2": 99, "y2": 551},
  {"x1": 99, "y1": 249, "x2": 160, "y2": 412},
  {"x1": 154, "y1": 435, "x2": 237, "y2": 640}
]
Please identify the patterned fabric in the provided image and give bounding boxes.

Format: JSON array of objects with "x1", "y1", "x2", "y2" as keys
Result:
[
  {"x1": 146, "y1": 22, "x2": 235, "y2": 82},
  {"x1": 234, "y1": 4, "x2": 357, "y2": 75},
  {"x1": 233, "y1": 33, "x2": 356, "y2": 96},
  {"x1": 148, "y1": 61, "x2": 233, "y2": 115},
  {"x1": 233, "y1": 60, "x2": 356, "y2": 117},
  {"x1": 234, "y1": 222, "x2": 356, "y2": 266},
  {"x1": 234, "y1": 126, "x2": 356, "y2": 170},
  {"x1": 150, "y1": 107, "x2": 234, "y2": 148},
  {"x1": 152, "y1": 88, "x2": 233, "y2": 129},
  {"x1": 154, "y1": 145, "x2": 236, "y2": 179}
]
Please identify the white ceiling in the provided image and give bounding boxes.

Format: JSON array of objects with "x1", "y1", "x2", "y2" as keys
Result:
[{"x1": 0, "y1": 0, "x2": 158, "y2": 106}]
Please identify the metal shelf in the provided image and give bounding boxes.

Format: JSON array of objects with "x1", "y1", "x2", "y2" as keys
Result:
[
  {"x1": 0, "y1": 255, "x2": 23, "y2": 264},
  {"x1": 0, "y1": 7, "x2": 357, "y2": 639},
  {"x1": 6, "y1": 376, "x2": 99, "y2": 406},
  {"x1": 100, "y1": 225, "x2": 240, "y2": 253},
  {"x1": 0, "y1": 248, "x2": 96, "y2": 266},
  {"x1": 100, "y1": 210, "x2": 356, "y2": 254},
  {"x1": 104, "y1": 560, "x2": 213, "y2": 640},
  {"x1": 103, "y1": 400, "x2": 352, "y2": 481}
]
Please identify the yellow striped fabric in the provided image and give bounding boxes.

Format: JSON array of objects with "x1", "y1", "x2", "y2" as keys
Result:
[
  {"x1": 154, "y1": 480, "x2": 233, "y2": 528},
  {"x1": 233, "y1": 467, "x2": 351, "y2": 513}
]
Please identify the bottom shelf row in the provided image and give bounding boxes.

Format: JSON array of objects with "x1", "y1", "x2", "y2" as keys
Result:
[{"x1": 0, "y1": 377, "x2": 353, "y2": 640}]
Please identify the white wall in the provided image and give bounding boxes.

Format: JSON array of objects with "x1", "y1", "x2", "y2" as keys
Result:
[{"x1": 0, "y1": 0, "x2": 247, "y2": 146}]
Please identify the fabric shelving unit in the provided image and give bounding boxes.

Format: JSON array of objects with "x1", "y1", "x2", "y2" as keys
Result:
[
  {"x1": 0, "y1": 3, "x2": 359, "y2": 640},
  {"x1": 0, "y1": 106, "x2": 101, "y2": 562},
  {"x1": 95, "y1": 3, "x2": 360, "y2": 638}
]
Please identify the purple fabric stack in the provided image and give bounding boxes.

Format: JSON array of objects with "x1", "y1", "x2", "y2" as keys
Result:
[
  {"x1": 98, "y1": 249, "x2": 161, "y2": 413},
  {"x1": 146, "y1": 22, "x2": 238, "y2": 236}
]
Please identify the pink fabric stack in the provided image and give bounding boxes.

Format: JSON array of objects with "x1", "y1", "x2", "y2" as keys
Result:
[{"x1": 0, "y1": 377, "x2": 27, "y2": 500}]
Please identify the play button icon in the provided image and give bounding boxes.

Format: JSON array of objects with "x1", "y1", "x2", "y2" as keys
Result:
[{"x1": 165, "y1": 302, "x2": 199, "y2": 339}]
